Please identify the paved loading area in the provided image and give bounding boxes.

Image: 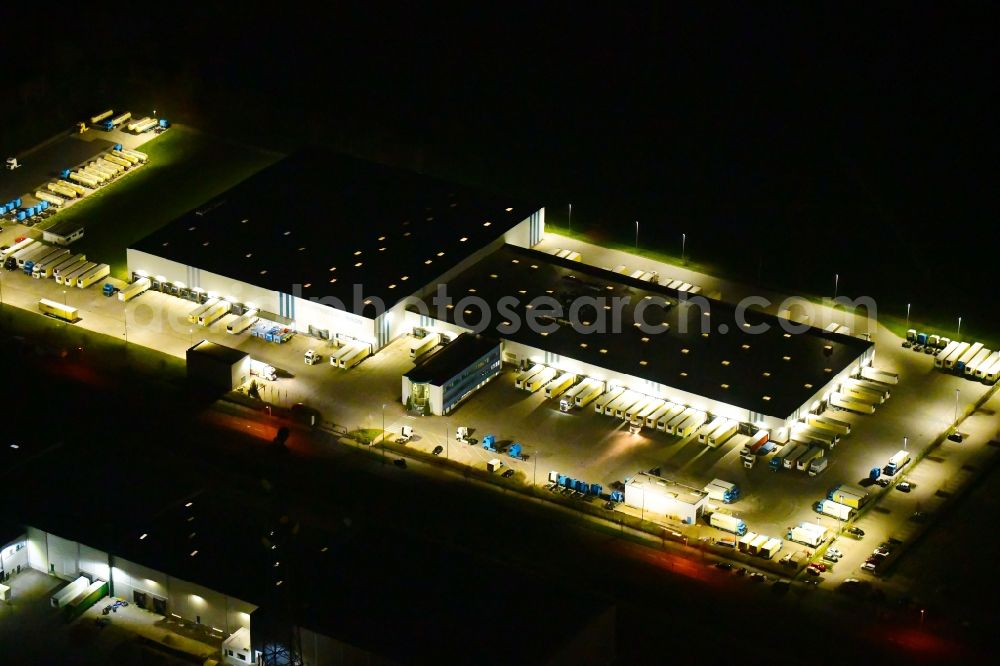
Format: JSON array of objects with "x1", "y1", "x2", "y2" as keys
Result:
[{"x1": 0, "y1": 569, "x2": 206, "y2": 665}]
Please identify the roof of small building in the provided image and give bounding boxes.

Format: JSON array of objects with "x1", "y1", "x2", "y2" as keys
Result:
[{"x1": 405, "y1": 333, "x2": 500, "y2": 386}]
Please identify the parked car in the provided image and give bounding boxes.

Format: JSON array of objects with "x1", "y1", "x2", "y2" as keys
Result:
[
  {"x1": 897, "y1": 481, "x2": 913, "y2": 493},
  {"x1": 432, "y1": 445, "x2": 444, "y2": 456},
  {"x1": 501, "y1": 468, "x2": 515, "y2": 479},
  {"x1": 876, "y1": 478, "x2": 890, "y2": 487},
  {"x1": 822, "y1": 553, "x2": 840, "y2": 563},
  {"x1": 806, "y1": 566, "x2": 822, "y2": 577},
  {"x1": 861, "y1": 561, "x2": 877, "y2": 572},
  {"x1": 714, "y1": 562, "x2": 734, "y2": 571},
  {"x1": 828, "y1": 546, "x2": 843, "y2": 558},
  {"x1": 393, "y1": 458, "x2": 407, "y2": 469},
  {"x1": 749, "y1": 572, "x2": 766, "y2": 583},
  {"x1": 846, "y1": 526, "x2": 865, "y2": 538},
  {"x1": 947, "y1": 431, "x2": 964, "y2": 442},
  {"x1": 809, "y1": 562, "x2": 828, "y2": 572}
]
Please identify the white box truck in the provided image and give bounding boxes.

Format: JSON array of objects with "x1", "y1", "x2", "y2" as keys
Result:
[{"x1": 709, "y1": 512, "x2": 747, "y2": 536}]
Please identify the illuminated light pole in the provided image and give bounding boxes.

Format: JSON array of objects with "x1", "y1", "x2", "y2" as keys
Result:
[
  {"x1": 954, "y1": 388, "x2": 960, "y2": 423},
  {"x1": 634, "y1": 220, "x2": 639, "y2": 250},
  {"x1": 834, "y1": 274, "x2": 839, "y2": 299},
  {"x1": 905, "y1": 303, "x2": 911, "y2": 331},
  {"x1": 957, "y1": 316, "x2": 962, "y2": 340},
  {"x1": 681, "y1": 233, "x2": 686, "y2": 264},
  {"x1": 568, "y1": 203, "x2": 572, "y2": 233},
  {"x1": 920, "y1": 609, "x2": 925, "y2": 625},
  {"x1": 903, "y1": 436, "x2": 908, "y2": 451}
]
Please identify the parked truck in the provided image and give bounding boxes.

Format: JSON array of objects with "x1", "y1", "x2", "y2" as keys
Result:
[
  {"x1": 46, "y1": 254, "x2": 86, "y2": 280},
  {"x1": 761, "y1": 537, "x2": 783, "y2": 559},
  {"x1": 118, "y1": 277, "x2": 151, "y2": 302},
  {"x1": 740, "y1": 430, "x2": 770, "y2": 456},
  {"x1": 974, "y1": 352, "x2": 1000, "y2": 379},
  {"x1": 828, "y1": 483, "x2": 869, "y2": 508},
  {"x1": 410, "y1": 332, "x2": 441, "y2": 359},
  {"x1": 249, "y1": 359, "x2": 277, "y2": 381},
  {"x1": 607, "y1": 390, "x2": 639, "y2": 417},
  {"x1": 58, "y1": 261, "x2": 95, "y2": 286},
  {"x1": 187, "y1": 298, "x2": 219, "y2": 323},
  {"x1": 955, "y1": 342, "x2": 984, "y2": 372},
  {"x1": 843, "y1": 385, "x2": 884, "y2": 405},
  {"x1": 654, "y1": 403, "x2": 685, "y2": 430},
  {"x1": 782, "y1": 443, "x2": 809, "y2": 470},
  {"x1": 709, "y1": 512, "x2": 747, "y2": 536},
  {"x1": 329, "y1": 344, "x2": 354, "y2": 367},
  {"x1": 340, "y1": 345, "x2": 371, "y2": 369},
  {"x1": 885, "y1": 449, "x2": 910, "y2": 476},
  {"x1": 815, "y1": 499, "x2": 853, "y2": 521},
  {"x1": 515, "y1": 364, "x2": 543, "y2": 390},
  {"x1": 796, "y1": 446, "x2": 825, "y2": 472},
  {"x1": 526, "y1": 367, "x2": 557, "y2": 393},
  {"x1": 966, "y1": 348, "x2": 993, "y2": 376},
  {"x1": 665, "y1": 408, "x2": 696, "y2": 434},
  {"x1": 698, "y1": 416, "x2": 726, "y2": 444},
  {"x1": 31, "y1": 249, "x2": 69, "y2": 278},
  {"x1": 677, "y1": 411, "x2": 708, "y2": 438},
  {"x1": 934, "y1": 341, "x2": 961, "y2": 368},
  {"x1": 786, "y1": 522, "x2": 828, "y2": 547},
  {"x1": 808, "y1": 456, "x2": 829, "y2": 476},
  {"x1": 645, "y1": 402, "x2": 674, "y2": 429},
  {"x1": 704, "y1": 479, "x2": 740, "y2": 503}
]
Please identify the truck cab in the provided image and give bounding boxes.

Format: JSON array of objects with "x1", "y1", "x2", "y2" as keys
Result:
[
  {"x1": 769, "y1": 457, "x2": 782, "y2": 471},
  {"x1": 304, "y1": 349, "x2": 319, "y2": 365},
  {"x1": 743, "y1": 454, "x2": 756, "y2": 469}
]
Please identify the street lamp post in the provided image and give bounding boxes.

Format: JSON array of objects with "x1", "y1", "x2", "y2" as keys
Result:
[
  {"x1": 634, "y1": 220, "x2": 639, "y2": 250},
  {"x1": 903, "y1": 436, "x2": 908, "y2": 451},
  {"x1": 954, "y1": 388, "x2": 960, "y2": 423},
  {"x1": 381, "y1": 403, "x2": 386, "y2": 463},
  {"x1": 834, "y1": 274, "x2": 839, "y2": 299},
  {"x1": 568, "y1": 203, "x2": 572, "y2": 233},
  {"x1": 681, "y1": 233, "x2": 686, "y2": 264},
  {"x1": 957, "y1": 316, "x2": 962, "y2": 339},
  {"x1": 905, "y1": 303, "x2": 911, "y2": 330}
]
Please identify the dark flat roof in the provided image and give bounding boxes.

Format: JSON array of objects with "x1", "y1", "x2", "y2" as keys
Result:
[
  {"x1": 188, "y1": 340, "x2": 248, "y2": 364},
  {"x1": 42, "y1": 219, "x2": 84, "y2": 236},
  {"x1": 131, "y1": 151, "x2": 540, "y2": 309},
  {"x1": 405, "y1": 333, "x2": 500, "y2": 385},
  {"x1": 417, "y1": 245, "x2": 873, "y2": 417}
]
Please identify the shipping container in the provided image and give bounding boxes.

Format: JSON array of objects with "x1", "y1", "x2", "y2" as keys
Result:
[{"x1": 77, "y1": 263, "x2": 110, "y2": 288}]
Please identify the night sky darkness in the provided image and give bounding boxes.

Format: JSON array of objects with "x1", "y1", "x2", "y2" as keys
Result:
[{"x1": 2, "y1": 3, "x2": 997, "y2": 329}]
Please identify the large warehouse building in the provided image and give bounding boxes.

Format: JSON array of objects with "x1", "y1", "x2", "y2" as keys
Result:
[{"x1": 128, "y1": 151, "x2": 873, "y2": 438}]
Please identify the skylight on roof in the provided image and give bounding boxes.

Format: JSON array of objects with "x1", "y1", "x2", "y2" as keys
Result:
[
  {"x1": 437, "y1": 251, "x2": 445, "y2": 256},
  {"x1": 283, "y1": 231, "x2": 291, "y2": 236},
  {"x1": 378, "y1": 236, "x2": 386, "y2": 241},
  {"x1": 245, "y1": 253, "x2": 252, "y2": 258},
  {"x1": 505, "y1": 207, "x2": 513, "y2": 212},
  {"x1": 459, "y1": 237, "x2": 468, "y2": 242},
  {"x1": 763, "y1": 395, "x2": 771, "y2": 401},
  {"x1": 389, "y1": 284, "x2": 397, "y2": 289},
  {"x1": 303, "y1": 283, "x2": 311, "y2": 288},
  {"x1": 355, "y1": 262, "x2": 363, "y2": 267},
  {"x1": 329, "y1": 266, "x2": 336, "y2": 272},
  {"x1": 483, "y1": 221, "x2": 492, "y2": 227},
  {"x1": 354, "y1": 250, "x2": 362, "y2": 256}
]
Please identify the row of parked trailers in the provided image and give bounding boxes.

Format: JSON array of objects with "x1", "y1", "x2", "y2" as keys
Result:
[
  {"x1": 1, "y1": 239, "x2": 110, "y2": 288},
  {"x1": 607, "y1": 264, "x2": 703, "y2": 294},
  {"x1": 828, "y1": 368, "x2": 896, "y2": 416},
  {"x1": 935, "y1": 340, "x2": 1000, "y2": 382},
  {"x1": 327, "y1": 341, "x2": 372, "y2": 369},
  {"x1": 60, "y1": 146, "x2": 147, "y2": 193},
  {"x1": 515, "y1": 365, "x2": 750, "y2": 446}
]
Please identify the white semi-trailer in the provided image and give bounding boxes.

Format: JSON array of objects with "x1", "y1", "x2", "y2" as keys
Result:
[
  {"x1": 198, "y1": 300, "x2": 231, "y2": 326},
  {"x1": 77, "y1": 263, "x2": 110, "y2": 288},
  {"x1": 329, "y1": 344, "x2": 354, "y2": 367},
  {"x1": 815, "y1": 499, "x2": 853, "y2": 521},
  {"x1": 677, "y1": 411, "x2": 707, "y2": 438},
  {"x1": 559, "y1": 379, "x2": 591, "y2": 410},
  {"x1": 934, "y1": 342, "x2": 960, "y2": 368},
  {"x1": 708, "y1": 420, "x2": 738, "y2": 447},
  {"x1": 830, "y1": 393, "x2": 875, "y2": 415},
  {"x1": 118, "y1": 277, "x2": 151, "y2": 302},
  {"x1": 187, "y1": 298, "x2": 219, "y2": 323},
  {"x1": 943, "y1": 342, "x2": 970, "y2": 369},
  {"x1": 16, "y1": 244, "x2": 51, "y2": 268},
  {"x1": 593, "y1": 386, "x2": 625, "y2": 414},
  {"x1": 47, "y1": 182, "x2": 78, "y2": 199},
  {"x1": 544, "y1": 373, "x2": 577, "y2": 399},
  {"x1": 575, "y1": 381, "x2": 605, "y2": 408},
  {"x1": 698, "y1": 417, "x2": 726, "y2": 444},
  {"x1": 807, "y1": 414, "x2": 851, "y2": 435},
  {"x1": 35, "y1": 191, "x2": 65, "y2": 207},
  {"x1": 709, "y1": 512, "x2": 747, "y2": 536},
  {"x1": 340, "y1": 345, "x2": 371, "y2": 369},
  {"x1": 226, "y1": 309, "x2": 259, "y2": 334},
  {"x1": 786, "y1": 523, "x2": 828, "y2": 547},
  {"x1": 965, "y1": 348, "x2": 993, "y2": 376},
  {"x1": 606, "y1": 390, "x2": 639, "y2": 417},
  {"x1": 654, "y1": 404, "x2": 684, "y2": 430},
  {"x1": 645, "y1": 402, "x2": 673, "y2": 429},
  {"x1": 526, "y1": 367, "x2": 557, "y2": 393},
  {"x1": 2, "y1": 238, "x2": 35, "y2": 260},
  {"x1": 848, "y1": 379, "x2": 891, "y2": 399},
  {"x1": 955, "y1": 342, "x2": 984, "y2": 372},
  {"x1": 59, "y1": 261, "x2": 95, "y2": 285},
  {"x1": 665, "y1": 408, "x2": 695, "y2": 434},
  {"x1": 974, "y1": 352, "x2": 1000, "y2": 379},
  {"x1": 32, "y1": 249, "x2": 70, "y2": 277},
  {"x1": 410, "y1": 332, "x2": 441, "y2": 359},
  {"x1": 46, "y1": 254, "x2": 86, "y2": 280}
]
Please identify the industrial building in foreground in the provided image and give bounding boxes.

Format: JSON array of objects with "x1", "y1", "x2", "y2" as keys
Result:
[{"x1": 128, "y1": 150, "x2": 873, "y2": 439}]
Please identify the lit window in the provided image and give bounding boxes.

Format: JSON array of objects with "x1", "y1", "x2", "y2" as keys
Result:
[
  {"x1": 354, "y1": 250, "x2": 362, "y2": 256},
  {"x1": 505, "y1": 207, "x2": 513, "y2": 212},
  {"x1": 483, "y1": 221, "x2": 492, "y2": 227},
  {"x1": 783, "y1": 355, "x2": 791, "y2": 361},
  {"x1": 355, "y1": 262, "x2": 363, "y2": 267},
  {"x1": 459, "y1": 237, "x2": 468, "y2": 242},
  {"x1": 721, "y1": 383, "x2": 730, "y2": 389},
  {"x1": 640, "y1": 360, "x2": 648, "y2": 366},
  {"x1": 741, "y1": 344, "x2": 750, "y2": 350},
  {"x1": 763, "y1": 395, "x2": 771, "y2": 401},
  {"x1": 721, "y1": 360, "x2": 730, "y2": 366},
  {"x1": 599, "y1": 348, "x2": 608, "y2": 354}
]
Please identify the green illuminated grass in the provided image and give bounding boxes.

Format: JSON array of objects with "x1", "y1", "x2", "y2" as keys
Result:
[{"x1": 44, "y1": 125, "x2": 281, "y2": 279}]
